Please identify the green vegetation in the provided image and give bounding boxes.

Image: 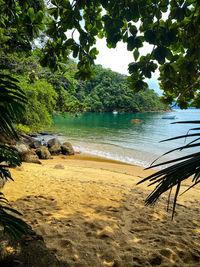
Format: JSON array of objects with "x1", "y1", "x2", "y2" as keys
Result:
[
  {"x1": 0, "y1": 74, "x2": 28, "y2": 238},
  {"x1": 74, "y1": 65, "x2": 167, "y2": 112},
  {"x1": 17, "y1": 78, "x2": 57, "y2": 132},
  {"x1": 2, "y1": 52, "x2": 166, "y2": 134},
  {"x1": 1, "y1": 0, "x2": 200, "y2": 108}
]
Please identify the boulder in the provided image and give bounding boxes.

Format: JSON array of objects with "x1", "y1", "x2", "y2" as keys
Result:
[
  {"x1": 36, "y1": 146, "x2": 51, "y2": 159},
  {"x1": 54, "y1": 164, "x2": 65, "y2": 169},
  {"x1": 20, "y1": 134, "x2": 34, "y2": 146},
  {"x1": 61, "y1": 142, "x2": 75, "y2": 155},
  {"x1": 49, "y1": 145, "x2": 61, "y2": 155},
  {"x1": 20, "y1": 151, "x2": 41, "y2": 164},
  {"x1": 47, "y1": 138, "x2": 61, "y2": 148},
  {"x1": 14, "y1": 142, "x2": 29, "y2": 153},
  {"x1": 30, "y1": 140, "x2": 42, "y2": 149}
]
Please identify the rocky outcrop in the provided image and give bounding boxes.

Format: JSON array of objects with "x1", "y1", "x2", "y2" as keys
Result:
[
  {"x1": 14, "y1": 142, "x2": 29, "y2": 153},
  {"x1": 36, "y1": 146, "x2": 51, "y2": 159},
  {"x1": 20, "y1": 134, "x2": 34, "y2": 146},
  {"x1": 49, "y1": 145, "x2": 61, "y2": 155},
  {"x1": 61, "y1": 142, "x2": 75, "y2": 155},
  {"x1": 2, "y1": 132, "x2": 77, "y2": 164},
  {"x1": 20, "y1": 151, "x2": 41, "y2": 164},
  {"x1": 47, "y1": 138, "x2": 61, "y2": 148},
  {"x1": 30, "y1": 140, "x2": 42, "y2": 149}
]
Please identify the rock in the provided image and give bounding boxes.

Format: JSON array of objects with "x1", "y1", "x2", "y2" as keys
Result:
[
  {"x1": 49, "y1": 145, "x2": 61, "y2": 155},
  {"x1": 47, "y1": 138, "x2": 61, "y2": 148},
  {"x1": 20, "y1": 134, "x2": 34, "y2": 146},
  {"x1": 36, "y1": 146, "x2": 51, "y2": 159},
  {"x1": 40, "y1": 131, "x2": 50, "y2": 135},
  {"x1": 61, "y1": 142, "x2": 75, "y2": 155},
  {"x1": 30, "y1": 140, "x2": 42, "y2": 149},
  {"x1": 14, "y1": 142, "x2": 29, "y2": 153},
  {"x1": 20, "y1": 151, "x2": 41, "y2": 164},
  {"x1": 15, "y1": 166, "x2": 24, "y2": 171},
  {"x1": 54, "y1": 164, "x2": 65, "y2": 169},
  {"x1": 29, "y1": 133, "x2": 38, "y2": 137}
]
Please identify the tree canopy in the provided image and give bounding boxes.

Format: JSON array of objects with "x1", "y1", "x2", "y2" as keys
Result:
[{"x1": 1, "y1": 0, "x2": 200, "y2": 108}]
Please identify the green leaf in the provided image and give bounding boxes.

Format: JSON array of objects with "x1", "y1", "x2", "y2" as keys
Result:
[
  {"x1": 153, "y1": 46, "x2": 168, "y2": 64},
  {"x1": 27, "y1": 8, "x2": 35, "y2": 23},
  {"x1": 127, "y1": 36, "x2": 143, "y2": 50},
  {"x1": 65, "y1": 38, "x2": 74, "y2": 46},
  {"x1": 129, "y1": 25, "x2": 137, "y2": 36},
  {"x1": 90, "y1": 47, "x2": 99, "y2": 58},
  {"x1": 133, "y1": 49, "x2": 139, "y2": 61},
  {"x1": 73, "y1": 45, "x2": 79, "y2": 58},
  {"x1": 35, "y1": 10, "x2": 44, "y2": 23},
  {"x1": 144, "y1": 29, "x2": 157, "y2": 44}
]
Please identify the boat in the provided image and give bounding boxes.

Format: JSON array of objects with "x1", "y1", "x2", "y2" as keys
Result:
[
  {"x1": 162, "y1": 114, "x2": 176, "y2": 119},
  {"x1": 131, "y1": 119, "x2": 141, "y2": 123},
  {"x1": 112, "y1": 110, "x2": 118, "y2": 114}
]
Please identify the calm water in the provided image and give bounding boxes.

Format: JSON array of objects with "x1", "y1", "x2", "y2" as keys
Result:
[{"x1": 48, "y1": 110, "x2": 200, "y2": 167}]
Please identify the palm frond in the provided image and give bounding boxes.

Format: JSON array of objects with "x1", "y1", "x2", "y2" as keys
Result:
[
  {"x1": 0, "y1": 71, "x2": 28, "y2": 238},
  {"x1": 138, "y1": 120, "x2": 200, "y2": 218},
  {"x1": 0, "y1": 72, "x2": 27, "y2": 139}
]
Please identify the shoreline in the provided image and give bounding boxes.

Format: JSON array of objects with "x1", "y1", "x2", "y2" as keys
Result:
[
  {"x1": 2, "y1": 154, "x2": 200, "y2": 266},
  {"x1": 67, "y1": 152, "x2": 135, "y2": 166}
]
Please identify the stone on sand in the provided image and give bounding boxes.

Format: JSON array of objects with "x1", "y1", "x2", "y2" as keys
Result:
[
  {"x1": 36, "y1": 146, "x2": 51, "y2": 159},
  {"x1": 20, "y1": 151, "x2": 41, "y2": 164},
  {"x1": 49, "y1": 145, "x2": 61, "y2": 155},
  {"x1": 47, "y1": 138, "x2": 61, "y2": 148},
  {"x1": 61, "y1": 142, "x2": 75, "y2": 155}
]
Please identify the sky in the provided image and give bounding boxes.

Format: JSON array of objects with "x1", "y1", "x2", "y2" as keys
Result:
[
  {"x1": 94, "y1": 38, "x2": 161, "y2": 95},
  {"x1": 66, "y1": 22, "x2": 162, "y2": 95}
]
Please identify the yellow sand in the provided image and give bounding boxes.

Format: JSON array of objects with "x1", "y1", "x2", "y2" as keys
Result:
[{"x1": 2, "y1": 154, "x2": 200, "y2": 266}]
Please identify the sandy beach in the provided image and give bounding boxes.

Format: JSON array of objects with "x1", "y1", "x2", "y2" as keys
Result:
[{"x1": 2, "y1": 154, "x2": 200, "y2": 266}]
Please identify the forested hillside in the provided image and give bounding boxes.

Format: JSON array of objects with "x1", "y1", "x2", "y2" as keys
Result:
[
  {"x1": 1, "y1": 52, "x2": 167, "y2": 134},
  {"x1": 74, "y1": 65, "x2": 168, "y2": 112}
]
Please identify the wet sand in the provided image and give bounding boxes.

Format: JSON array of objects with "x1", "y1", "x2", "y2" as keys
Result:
[{"x1": 2, "y1": 154, "x2": 200, "y2": 266}]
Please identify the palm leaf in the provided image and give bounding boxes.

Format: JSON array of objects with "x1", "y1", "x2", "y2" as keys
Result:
[
  {"x1": 138, "y1": 120, "x2": 200, "y2": 218},
  {"x1": 0, "y1": 71, "x2": 28, "y2": 238},
  {"x1": 0, "y1": 72, "x2": 27, "y2": 139}
]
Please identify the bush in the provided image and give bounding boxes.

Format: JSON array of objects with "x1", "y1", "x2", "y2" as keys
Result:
[{"x1": 18, "y1": 78, "x2": 58, "y2": 132}]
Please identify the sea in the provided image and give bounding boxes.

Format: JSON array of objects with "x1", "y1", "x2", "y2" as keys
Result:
[{"x1": 44, "y1": 109, "x2": 200, "y2": 168}]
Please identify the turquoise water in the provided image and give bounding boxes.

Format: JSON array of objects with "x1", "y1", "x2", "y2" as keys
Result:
[{"x1": 49, "y1": 110, "x2": 200, "y2": 167}]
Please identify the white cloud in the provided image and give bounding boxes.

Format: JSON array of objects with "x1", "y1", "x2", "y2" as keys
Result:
[
  {"x1": 95, "y1": 38, "x2": 132, "y2": 75},
  {"x1": 95, "y1": 38, "x2": 155, "y2": 75},
  {"x1": 95, "y1": 38, "x2": 161, "y2": 94}
]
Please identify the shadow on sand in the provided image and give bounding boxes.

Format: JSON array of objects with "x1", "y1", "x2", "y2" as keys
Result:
[{"x1": 2, "y1": 188, "x2": 200, "y2": 267}]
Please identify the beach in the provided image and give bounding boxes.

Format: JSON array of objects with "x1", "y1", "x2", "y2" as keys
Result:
[{"x1": 2, "y1": 154, "x2": 200, "y2": 266}]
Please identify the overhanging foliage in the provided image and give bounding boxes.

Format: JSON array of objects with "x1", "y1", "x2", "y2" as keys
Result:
[
  {"x1": 1, "y1": 0, "x2": 200, "y2": 108},
  {"x1": 138, "y1": 120, "x2": 200, "y2": 218}
]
